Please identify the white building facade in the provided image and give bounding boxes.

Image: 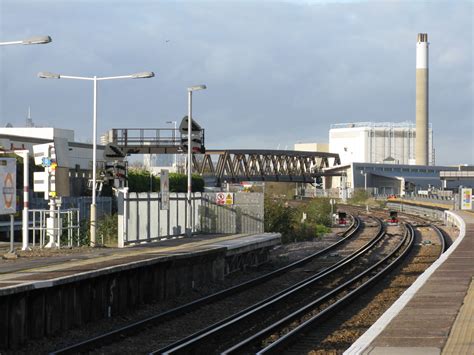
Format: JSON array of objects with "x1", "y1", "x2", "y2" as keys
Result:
[{"x1": 329, "y1": 122, "x2": 434, "y2": 166}]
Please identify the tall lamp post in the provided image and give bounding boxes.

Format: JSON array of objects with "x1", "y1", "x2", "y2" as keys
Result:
[
  {"x1": 1, "y1": 35, "x2": 52, "y2": 252},
  {"x1": 360, "y1": 169, "x2": 367, "y2": 191},
  {"x1": 38, "y1": 71, "x2": 154, "y2": 246},
  {"x1": 0, "y1": 36, "x2": 52, "y2": 46},
  {"x1": 186, "y1": 85, "x2": 206, "y2": 237}
]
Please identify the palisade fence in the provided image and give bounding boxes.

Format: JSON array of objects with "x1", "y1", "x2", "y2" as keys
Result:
[
  {"x1": 30, "y1": 196, "x2": 113, "y2": 220},
  {"x1": 117, "y1": 191, "x2": 264, "y2": 247}
]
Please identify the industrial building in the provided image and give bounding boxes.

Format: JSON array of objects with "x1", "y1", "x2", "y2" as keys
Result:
[
  {"x1": 322, "y1": 162, "x2": 464, "y2": 196},
  {"x1": 0, "y1": 127, "x2": 104, "y2": 196},
  {"x1": 329, "y1": 122, "x2": 434, "y2": 166}
]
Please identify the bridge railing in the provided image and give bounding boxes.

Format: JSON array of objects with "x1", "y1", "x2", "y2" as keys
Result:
[{"x1": 110, "y1": 128, "x2": 182, "y2": 147}]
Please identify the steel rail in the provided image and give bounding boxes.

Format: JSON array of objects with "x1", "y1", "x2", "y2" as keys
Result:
[
  {"x1": 49, "y1": 217, "x2": 360, "y2": 355},
  {"x1": 229, "y1": 223, "x2": 415, "y2": 354},
  {"x1": 155, "y1": 218, "x2": 386, "y2": 354},
  {"x1": 430, "y1": 224, "x2": 447, "y2": 254}
]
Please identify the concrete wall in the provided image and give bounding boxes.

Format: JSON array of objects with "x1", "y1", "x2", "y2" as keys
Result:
[{"x1": 0, "y1": 250, "x2": 226, "y2": 350}]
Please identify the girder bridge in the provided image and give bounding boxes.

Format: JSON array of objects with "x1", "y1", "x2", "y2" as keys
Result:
[
  {"x1": 105, "y1": 128, "x2": 341, "y2": 185},
  {"x1": 193, "y1": 150, "x2": 341, "y2": 185}
]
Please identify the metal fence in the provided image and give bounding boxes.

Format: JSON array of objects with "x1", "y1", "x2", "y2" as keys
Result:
[
  {"x1": 200, "y1": 193, "x2": 264, "y2": 234},
  {"x1": 29, "y1": 208, "x2": 81, "y2": 248},
  {"x1": 30, "y1": 196, "x2": 113, "y2": 221},
  {"x1": 117, "y1": 191, "x2": 264, "y2": 247}
]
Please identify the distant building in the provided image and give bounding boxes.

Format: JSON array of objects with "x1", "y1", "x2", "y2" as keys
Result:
[
  {"x1": 294, "y1": 142, "x2": 329, "y2": 152},
  {"x1": 329, "y1": 122, "x2": 434, "y2": 166},
  {"x1": 323, "y1": 162, "x2": 459, "y2": 196},
  {"x1": 0, "y1": 127, "x2": 102, "y2": 171},
  {"x1": 0, "y1": 127, "x2": 104, "y2": 196}
]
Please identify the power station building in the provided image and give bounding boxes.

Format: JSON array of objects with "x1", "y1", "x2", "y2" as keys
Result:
[{"x1": 329, "y1": 122, "x2": 434, "y2": 166}]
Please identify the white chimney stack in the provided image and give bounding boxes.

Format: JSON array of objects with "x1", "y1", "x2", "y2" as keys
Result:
[{"x1": 415, "y1": 33, "x2": 429, "y2": 165}]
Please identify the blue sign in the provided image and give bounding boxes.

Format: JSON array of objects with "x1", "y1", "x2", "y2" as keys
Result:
[{"x1": 41, "y1": 157, "x2": 51, "y2": 167}]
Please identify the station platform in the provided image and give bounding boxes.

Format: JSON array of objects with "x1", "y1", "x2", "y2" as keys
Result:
[
  {"x1": 0, "y1": 232, "x2": 280, "y2": 349},
  {"x1": 346, "y1": 211, "x2": 474, "y2": 355},
  {"x1": 0, "y1": 232, "x2": 281, "y2": 293}
]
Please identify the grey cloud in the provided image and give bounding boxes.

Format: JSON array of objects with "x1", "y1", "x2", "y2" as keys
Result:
[{"x1": 0, "y1": 0, "x2": 472, "y2": 164}]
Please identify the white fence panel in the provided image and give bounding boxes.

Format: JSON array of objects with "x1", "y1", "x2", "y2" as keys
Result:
[{"x1": 117, "y1": 191, "x2": 263, "y2": 247}]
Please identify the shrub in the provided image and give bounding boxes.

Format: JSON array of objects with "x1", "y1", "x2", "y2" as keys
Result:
[
  {"x1": 264, "y1": 197, "x2": 332, "y2": 243},
  {"x1": 97, "y1": 214, "x2": 118, "y2": 246},
  {"x1": 128, "y1": 169, "x2": 204, "y2": 193},
  {"x1": 348, "y1": 189, "x2": 370, "y2": 205}
]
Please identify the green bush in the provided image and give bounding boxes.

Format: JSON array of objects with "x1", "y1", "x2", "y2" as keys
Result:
[
  {"x1": 97, "y1": 214, "x2": 118, "y2": 246},
  {"x1": 348, "y1": 189, "x2": 370, "y2": 205},
  {"x1": 264, "y1": 198, "x2": 332, "y2": 244},
  {"x1": 72, "y1": 214, "x2": 118, "y2": 247},
  {"x1": 127, "y1": 169, "x2": 204, "y2": 193}
]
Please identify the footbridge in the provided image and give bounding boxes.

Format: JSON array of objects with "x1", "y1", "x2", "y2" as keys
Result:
[
  {"x1": 105, "y1": 128, "x2": 341, "y2": 185},
  {"x1": 193, "y1": 150, "x2": 341, "y2": 185}
]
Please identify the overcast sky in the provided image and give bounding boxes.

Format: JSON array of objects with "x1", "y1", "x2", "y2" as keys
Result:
[{"x1": 0, "y1": 0, "x2": 472, "y2": 165}]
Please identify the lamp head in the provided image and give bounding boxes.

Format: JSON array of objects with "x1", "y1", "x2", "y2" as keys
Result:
[
  {"x1": 188, "y1": 85, "x2": 207, "y2": 92},
  {"x1": 131, "y1": 71, "x2": 155, "y2": 79},
  {"x1": 38, "y1": 72, "x2": 60, "y2": 79},
  {"x1": 22, "y1": 36, "x2": 52, "y2": 45}
]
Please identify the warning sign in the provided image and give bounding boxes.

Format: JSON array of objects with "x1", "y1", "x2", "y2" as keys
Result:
[
  {"x1": 0, "y1": 158, "x2": 16, "y2": 215},
  {"x1": 216, "y1": 192, "x2": 233, "y2": 206}
]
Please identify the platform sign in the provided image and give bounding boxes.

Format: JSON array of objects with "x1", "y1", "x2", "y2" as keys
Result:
[
  {"x1": 0, "y1": 158, "x2": 16, "y2": 215},
  {"x1": 160, "y1": 169, "x2": 169, "y2": 210},
  {"x1": 461, "y1": 188, "x2": 472, "y2": 210},
  {"x1": 216, "y1": 192, "x2": 234, "y2": 206}
]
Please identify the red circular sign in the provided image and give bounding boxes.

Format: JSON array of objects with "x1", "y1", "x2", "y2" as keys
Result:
[{"x1": 3, "y1": 173, "x2": 14, "y2": 209}]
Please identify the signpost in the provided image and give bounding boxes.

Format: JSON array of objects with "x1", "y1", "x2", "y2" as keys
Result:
[
  {"x1": 461, "y1": 188, "x2": 472, "y2": 210},
  {"x1": 1, "y1": 158, "x2": 17, "y2": 253},
  {"x1": 32, "y1": 142, "x2": 71, "y2": 248},
  {"x1": 160, "y1": 169, "x2": 170, "y2": 210}
]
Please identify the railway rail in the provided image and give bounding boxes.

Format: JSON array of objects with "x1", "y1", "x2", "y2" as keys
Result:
[
  {"x1": 154, "y1": 218, "x2": 404, "y2": 354},
  {"x1": 273, "y1": 206, "x2": 449, "y2": 354},
  {"x1": 238, "y1": 224, "x2": 415, "y2": 354},
  {"x1": 50, "y1": 216, "x2": 362, "y2": 354},
  {"x1": 49, "y1": 208, "x2": 448, "y2": 355}
]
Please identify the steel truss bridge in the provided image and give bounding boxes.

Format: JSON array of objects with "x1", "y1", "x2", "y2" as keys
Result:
[
  {"x1": 192, "y1": 150, "x2": 341, "y2": 185},
  {"x1": 107, "y1": 128, "x2": 341, "y2": 185}
]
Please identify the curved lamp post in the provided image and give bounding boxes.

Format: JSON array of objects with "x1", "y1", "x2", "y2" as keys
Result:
[{"x1": 38, "y1": 71, "x2": 155, "y2": 246}]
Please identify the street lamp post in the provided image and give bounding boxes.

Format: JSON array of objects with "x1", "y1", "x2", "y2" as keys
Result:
[
  {"x1": 38, "y1": 71, "x2": 154, "y2": 246},
  {"x1": 360, "y1": 170, "x2": 367, "y2": 191},
  {"x1": 186, "y1": 85, "x2": 206, "y2": 237},
  {"x1": 0, "y1": 35, "x2": 51, "y2": 252},
  {"x1": 0, "y1": 36, "x2": 52, "y2": 46}
]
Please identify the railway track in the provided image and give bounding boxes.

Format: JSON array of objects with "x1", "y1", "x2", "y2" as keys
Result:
[
  {"x1": 50, "y1": 208, "x2": 447, "y2": 354},
  {"x1": 274, "y1": 206, "x2": 449, "y2": 354},
  {"x1": 153, "y1": 218, "x2": 407, "y2": 354},
  {"x1": 240, "y1": 224, "x2": 415, "y2": 354},
  {"x1": 50, "y1": 216, "x2": 365, "y2": 354}
]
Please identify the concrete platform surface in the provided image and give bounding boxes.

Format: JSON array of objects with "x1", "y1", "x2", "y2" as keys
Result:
[
  {"x1": 345, "y1": 211, "x2": 473, "y2": 355},
  {"x1": 0, "y1": 232, "x2": 281, "y2": 295}
]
